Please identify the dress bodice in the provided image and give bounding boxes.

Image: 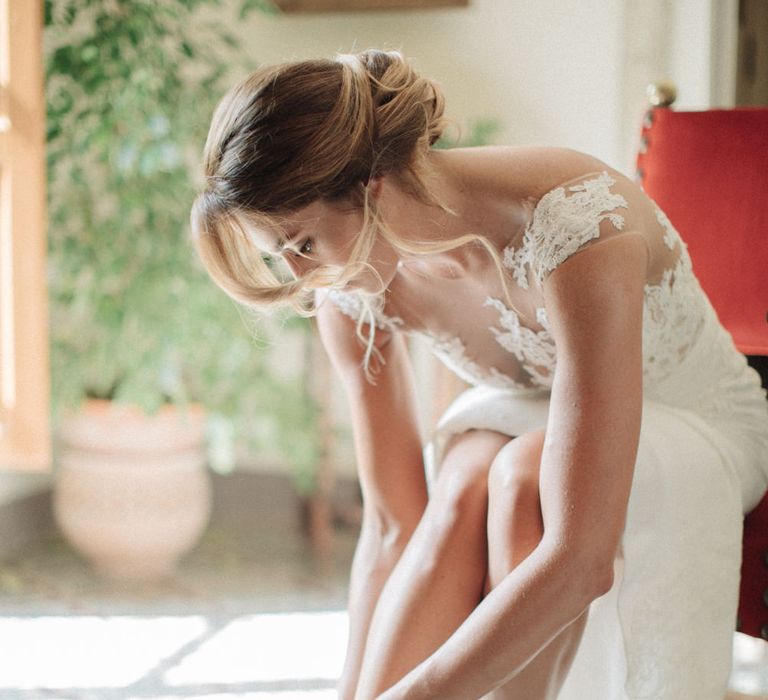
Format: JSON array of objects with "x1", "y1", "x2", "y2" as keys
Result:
[{"x1": 326, "y1": 170, "x2": 766, "y2": 437}]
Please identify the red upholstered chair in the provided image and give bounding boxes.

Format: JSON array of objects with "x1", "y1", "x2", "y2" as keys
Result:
[{"x1": 635, "y1": 83, "x2": 768, "y2": 640}]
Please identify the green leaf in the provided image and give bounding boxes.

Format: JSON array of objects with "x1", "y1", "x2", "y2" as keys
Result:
[{"x1": 44, "y1": 0, "x2": 377, "y2": 492}]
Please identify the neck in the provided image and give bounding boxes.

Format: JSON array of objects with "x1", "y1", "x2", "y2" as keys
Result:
[{"x1": 378, "y1": 149, "x2": 524, "y2": 278}]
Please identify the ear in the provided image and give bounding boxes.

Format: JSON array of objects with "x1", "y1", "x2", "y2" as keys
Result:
[{"x1": 366, "y1": 174, "x2": 385, "y2": 199}]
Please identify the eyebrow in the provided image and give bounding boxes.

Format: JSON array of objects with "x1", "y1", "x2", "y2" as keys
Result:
[
  {"x1": 275, "y1": 226, "x2": 305, "y2": 254},
  {"x1": 256, "y1": 219, "x2": 304, "y2": 256}
]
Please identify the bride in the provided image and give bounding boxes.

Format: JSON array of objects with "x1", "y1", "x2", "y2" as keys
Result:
[{"x1": 191, "y1": 49, "x2": 768, "y2": 699}]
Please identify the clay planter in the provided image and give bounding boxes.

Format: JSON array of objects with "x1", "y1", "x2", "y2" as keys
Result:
[{"x1": 53, "y1": 399, "x2": 212, "y2": 581}]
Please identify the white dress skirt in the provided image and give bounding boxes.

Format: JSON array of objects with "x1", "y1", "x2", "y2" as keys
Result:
[{"x1": 424, "y1": 307, "x2": 768, "y2": 700}]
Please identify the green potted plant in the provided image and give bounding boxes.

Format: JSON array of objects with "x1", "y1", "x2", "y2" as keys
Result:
[{"x1": 44, "y1": 0, "x2": 321, "y2": 579}]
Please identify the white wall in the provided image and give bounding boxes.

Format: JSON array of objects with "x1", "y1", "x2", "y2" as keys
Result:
[
  {"x1": 667, "y1": 0, "x2": 738, "y2": 110},
  {"x1": 227, "y1": 0, "x2": 627, "y2": 167},
  {"x1": 224, "y1": 0, "x2": 738, "y2": 205},
  {"x1": 617, "y1": 0, "x2": 738, "y2": 173}
]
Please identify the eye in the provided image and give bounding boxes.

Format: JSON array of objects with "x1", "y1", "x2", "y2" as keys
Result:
[{"x1": 299, "y1": 238, "x2": 314, "y2": 256}]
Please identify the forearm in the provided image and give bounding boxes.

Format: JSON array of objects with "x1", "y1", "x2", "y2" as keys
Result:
[
  {"x1": 375, "y1": 541, "x2": 610, "y2": 700},
  {"x1": 338, "y1": 519, "x2": 414, "y2": 700}
]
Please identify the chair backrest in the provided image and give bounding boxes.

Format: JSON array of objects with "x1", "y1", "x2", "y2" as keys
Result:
[{"x1": 636, "y1": 107, "x2": 768, "y2": 355}]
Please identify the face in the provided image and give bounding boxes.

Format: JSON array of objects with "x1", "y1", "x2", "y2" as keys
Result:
[{"x1": 247, "y1": 198, "x2": 400, "y2": 294}]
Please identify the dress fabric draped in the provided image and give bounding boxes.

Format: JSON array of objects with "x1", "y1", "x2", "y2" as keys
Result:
[{"x1": 329, "y1": 171, "x2": 768, "y2": 699}]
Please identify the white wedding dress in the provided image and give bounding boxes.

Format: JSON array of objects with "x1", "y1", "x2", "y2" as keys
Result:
[{"x1": 327, "y1": 170, "x2": 768, "y2": 699}]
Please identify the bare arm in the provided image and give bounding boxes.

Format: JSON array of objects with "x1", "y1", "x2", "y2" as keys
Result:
[
  {"x1": 373, "y1": 232, "x2": 648, "y2": 700},
  {"x1": 315, "y1": 295, "x2": 428, "y2": 699}
]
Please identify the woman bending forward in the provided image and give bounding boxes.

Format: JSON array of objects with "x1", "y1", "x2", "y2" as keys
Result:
[{"x1": 191, "y1": 50, "x2": 768, "y2": 700}]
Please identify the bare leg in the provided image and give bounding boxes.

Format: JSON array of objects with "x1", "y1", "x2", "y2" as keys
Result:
[
  {"x1": 353, "y1": 429, "x2": 509, "y2": 700},
  {"x1": 485, "y1": 430, "x2": 588, "y2": 700}
]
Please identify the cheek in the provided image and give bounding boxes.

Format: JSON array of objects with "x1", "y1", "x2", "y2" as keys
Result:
[{"x1": 368, "y1": 239, "x2": 400, "y2": 283}]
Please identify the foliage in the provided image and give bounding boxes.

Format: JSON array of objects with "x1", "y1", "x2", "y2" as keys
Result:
[
  {"x1": 45, "y1": 0, "x2": 318, "y2": 479},
  {"x1": 44, "y1": 0, "x2": 502, "y2": 487}
]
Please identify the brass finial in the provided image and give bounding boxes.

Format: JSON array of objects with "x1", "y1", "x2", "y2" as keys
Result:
[{"x1": 646, "y1": 81, "x2": 678, "y2": 108}]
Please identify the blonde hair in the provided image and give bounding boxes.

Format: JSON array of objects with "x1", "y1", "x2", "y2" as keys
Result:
[{"x1": 191, "y1": 49, "x2": 512, "y2": 380}]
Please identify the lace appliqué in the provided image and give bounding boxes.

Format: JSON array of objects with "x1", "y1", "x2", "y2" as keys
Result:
[
  {"x1": 642, "y1": 244, "x2": 705, "y2": 385},
  {"x1": 421, "y1": 332, "x2": 528, "y2": 391},
  {"x1": 503, "y1": 171, "x2": 628, "y2": 289},
  {"x1": 328, "y1": 190, "x2": 711, "y2": 405},
  {"x1": 328, "y1": 289, "x2": 527, "y2": 390},
  {"x1": 484, "y1": 297, "x2": 555, "y2": 387},
  {"x1": 653, "y1": 204, "x2": 678, "y2": 250},
  {"x1": 327, "y1": 290, "x2": 403, "y2": 333}
]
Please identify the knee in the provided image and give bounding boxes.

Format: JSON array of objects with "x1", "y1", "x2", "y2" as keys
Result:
[
  {"x1": 431, "y1": 431, "x2": 505, "y2": 524},
  {"x1": 434, "y1": 454, "x2": 489, "y2": 522},
  {"x1": 487, "y1": 430, "x2": 544, "y2": 502}
]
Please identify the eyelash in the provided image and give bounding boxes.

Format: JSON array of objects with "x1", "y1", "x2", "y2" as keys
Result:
[{"x1": 299, "y1": 239, "x2": 313, "y2": 255}]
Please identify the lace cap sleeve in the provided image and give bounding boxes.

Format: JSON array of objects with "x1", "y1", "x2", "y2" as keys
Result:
[
  {"x1": 325, "y1": 289, "x2": 403, "y2": 333},
  {"x1": 503, "y1": 171, "x2": 629, "y2": 288}
]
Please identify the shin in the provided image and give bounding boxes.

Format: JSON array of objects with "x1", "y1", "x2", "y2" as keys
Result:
[{"x1": 484, "y1": 430, "x2": 588, "y2": 700}]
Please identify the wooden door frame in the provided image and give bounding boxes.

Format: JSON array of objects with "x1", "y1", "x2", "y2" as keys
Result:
[{"x1": 0, "y1": 0, "x2": 51, "y2": 472}]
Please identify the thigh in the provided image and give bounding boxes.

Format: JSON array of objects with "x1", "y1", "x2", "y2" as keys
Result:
[
  {"x1": 353, "y1": 430, "x2": 513, "y2": 699},
  {"x1": 412, "y1": 429, "x2": 510, "y2": 578},
  {"x1": 485, "y1": 429, "x2": 588, "y2": 700},
  {"x1": 388, "y1": 428, "x2": 511, "y2": 584},
  {"x1": 486, "y1": 429, "x2": 546, "y2": 583}
]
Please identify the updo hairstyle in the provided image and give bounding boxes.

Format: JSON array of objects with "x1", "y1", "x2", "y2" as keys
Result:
[{"x1": 191, "y1": 49, "x2": 450, "y2": 314}]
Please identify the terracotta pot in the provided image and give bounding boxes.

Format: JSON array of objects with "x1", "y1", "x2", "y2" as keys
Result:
[{"x1": 53, "y1": 399, "x2": 212, "y2": 581}]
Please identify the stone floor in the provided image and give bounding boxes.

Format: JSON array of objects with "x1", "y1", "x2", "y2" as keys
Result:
[
  {"x1": 0, "y1": 518, "x2": 767, "y2": 699},
  {"x1": 0, "y1": 520, "x2": 358, "y2": 700}
]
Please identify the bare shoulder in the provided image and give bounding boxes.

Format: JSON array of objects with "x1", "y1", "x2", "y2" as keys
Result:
[
  {"x1": 448, "y1": 145, "x2": 614, "y2": 201},
  {"x1": 493, "y1": 145, "x2": 613, "y2": 197},
  {"x1": 314, "y1": 289, "x2": 395, "y2": 381}
]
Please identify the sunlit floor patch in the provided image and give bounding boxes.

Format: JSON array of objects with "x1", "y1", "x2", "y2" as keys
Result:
[
  {"x1": 0, "y1": 615, "x2": 207, "y2": 689},
  {"x1": 1, "y1": 610, "x2": 767, "y2": 698},
  {"x1": 729, "y1": 632, "x2": 768, "y2": 696},
  {"x1": 164, "y1": 610, "x2": 348, "y2": 686},
  {"x1": 0, "y1": 610, "x2": 348, "y2": 697}
]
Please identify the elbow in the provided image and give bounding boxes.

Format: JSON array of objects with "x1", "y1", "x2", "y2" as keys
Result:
[
  {"x1": 544, "y1": 538, "x2": 617, "y2": 608},
  {"x1": 569, "y1": 555, "x2": 615, "y2": 613},
  {"x1": 577, "y1": 549, "x2": 616, "y2": 604},
  {"x1": 567, "y1": 542, "x2": 616, "y2": 604},
  {"x1": 586, "y1": 557, "x2": 615, "y2": 600}
]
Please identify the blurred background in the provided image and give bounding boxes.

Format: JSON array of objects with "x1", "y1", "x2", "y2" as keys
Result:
[{"x1": 1, "y1": 0, "x2": 767, "y2": 698}]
